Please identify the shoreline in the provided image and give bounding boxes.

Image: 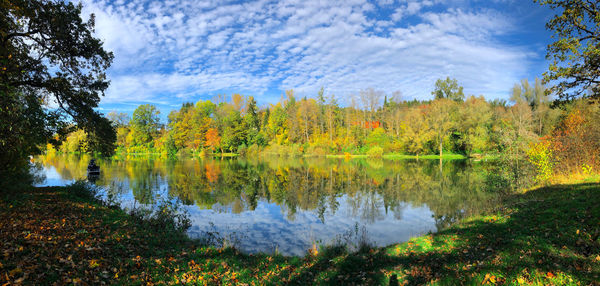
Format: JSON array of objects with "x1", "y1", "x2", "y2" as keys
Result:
[
  {"x1": 54, "y1": 151, "x2": 500, "y2": 161},
  {"x1": 1, "y1": 181, "x2": 598, "y2": 284}
]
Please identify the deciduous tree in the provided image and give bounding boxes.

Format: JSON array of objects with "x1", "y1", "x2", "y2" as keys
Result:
[
  {"x1": 205, "y1": 128, "x2": 221, "y2": 153},
  {"x1": 432, "y1": 77, "x2": 465, "y2": 102},
  {"x1": 1, "y1": 0, "x2": 114, "y2": 188},
  {"x1": 535, "y1": 0, "x2": 600, "y2": 99}
]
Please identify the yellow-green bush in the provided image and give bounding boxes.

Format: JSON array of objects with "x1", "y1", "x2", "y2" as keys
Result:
[
  {"x1": 366, "y1": 146, "x2": 384, "y2": 158},
  {"x1": 527, "y1": 141, "x2": 554, "y2": 184}
]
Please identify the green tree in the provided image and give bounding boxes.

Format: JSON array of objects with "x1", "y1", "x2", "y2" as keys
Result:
[
  {"x1": 267, "y1": 103, "x2": 287, "y2": 144},
  {"x1": 218, "y1": 105, "x2": 245, "y2": 152},
  {"x1": 402, "y1": 107, "x2": 433, "y2": 157},
  {"x1": 428, "y1": 99, "x2": 458, "y2": 158},
  {"x1": 190, "y1": 101, "x2": 215, "y2": 150},
  {"x1": 244, "y1": 96, "x2": 260, "y2": 145},
  {"x1": 535, "y1": 0, "x2": 600, "y2": 99},
  {"x1": 325, "y1": 94, "x2": 339, "y2": 142},
  {"x1": 284, "y1": 90, "x2": 301, "y2": 143},
  {"x1": 131, "y1": 104, "x2": 160, "y2": 148},
  {"x1": 1, "y1": 91, "x2": 60, "y2": 183},
  {"x1": 60, "y1": 129, "x2": 89, "y2": 154},
  {"x1": 366, "y1": 127, "x2": 389, "y2": 147},
  {"x1": 167, "y1": 103, "x2": 192, "y2": 149},
  {"x1": 432, "y1": 77, "x2": 465, "y2": 102},
  {"x1": 317, "y1": 87, "x2": 326, "y2": 134},
  {"x1": 1, "y1": 0, "x2": 114, "y2": 188},
  {"x1": 459, "y1": 96, "x2": 493, "y2": 154}
]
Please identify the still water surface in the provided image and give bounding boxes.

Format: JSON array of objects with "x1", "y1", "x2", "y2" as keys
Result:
[{"x1": 36, "y1": 154, "x2": 500, "y2": 256}]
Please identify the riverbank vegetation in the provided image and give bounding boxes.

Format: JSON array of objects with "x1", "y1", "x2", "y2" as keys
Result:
[
  {"x1": 53, "y1": 78, "x2": 561, "y2": 160},
  {"x1": 51, "y1": 89, "x2": 600, "y2": 187}
]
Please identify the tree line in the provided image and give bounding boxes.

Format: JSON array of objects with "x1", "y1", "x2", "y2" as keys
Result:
[
  {"x1": 52, "y1": 75, "x2": 600, "y2": 184},
  {"x1": 51, "y1": 78, "x2": 559, "y2": 158}
]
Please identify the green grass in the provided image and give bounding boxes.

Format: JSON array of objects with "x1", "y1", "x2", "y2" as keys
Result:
[
  {"x1": 325, "y1": 154, "x2": 368, "y2": 159},
  {"x1": 1, "y1": 183, "x2": 599, "y2": 284},
  {"x1": 324, "y1": 153, "x2": 470, "y2": 160},
  {"x1": 324, "y1": 153, "x2": 468, "y2": 160},
  {"x1": 383, "y1": 153, "x2": 467, "y2": 160},
  {"x1": 215, "y1": 152, "x2": 239, "y2": 157}
]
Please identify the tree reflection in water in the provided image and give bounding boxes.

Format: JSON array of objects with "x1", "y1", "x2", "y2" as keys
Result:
[{"x1": 37, "y1": 154, "x2": 503, "y2": 254}]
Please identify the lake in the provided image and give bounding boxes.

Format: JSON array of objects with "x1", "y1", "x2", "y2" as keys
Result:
[{"x1": 35, "y1": 154, "x2": 501, "y2": 256}]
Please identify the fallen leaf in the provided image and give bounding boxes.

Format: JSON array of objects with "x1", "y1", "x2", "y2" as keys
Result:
[{"x1": 9, "y1": 267, "x2": 22, "y2": 277}]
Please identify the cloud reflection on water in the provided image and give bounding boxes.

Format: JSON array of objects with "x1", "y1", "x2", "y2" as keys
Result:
[{"x1": 35, "y1": 155, "x2": 498, "y2": 255}]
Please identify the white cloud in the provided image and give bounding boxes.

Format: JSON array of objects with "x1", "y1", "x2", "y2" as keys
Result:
[
  {"x1": 391, "y1": 0, "x2": 434, "y2": 21},
  {"x1": 80, "y1": 0, "x2": 539, "y2": 106}
]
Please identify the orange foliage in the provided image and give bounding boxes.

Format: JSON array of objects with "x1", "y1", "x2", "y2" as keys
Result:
[
  {"x1": 204, "y1": 162, "x2": 221, "y2": 184},
  {"x1": 547, "y1": 108, "x2": 600, "y2": 174},
  {"x1": 351, "y1": 121, "x2": 381, "y2": 129},
  {"x1": 204, "y1": 128, "x2": 221, "y2": 151}
]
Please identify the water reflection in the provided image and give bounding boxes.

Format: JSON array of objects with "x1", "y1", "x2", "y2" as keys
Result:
[{"x1": 36, "y1": 154, "x2": 500, "y2": 255}]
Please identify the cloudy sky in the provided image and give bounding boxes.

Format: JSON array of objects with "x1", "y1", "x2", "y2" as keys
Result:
[{"x1": 80, "y1": 0, "x2": 556, "y2": 115}]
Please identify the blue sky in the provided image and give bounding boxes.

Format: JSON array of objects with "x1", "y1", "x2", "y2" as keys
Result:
[{"x1": 80, "y1": 0, "x2": 556, "y2": 117}]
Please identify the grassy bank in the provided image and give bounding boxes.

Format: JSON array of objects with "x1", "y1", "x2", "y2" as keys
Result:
[
  {"x1": 69, "y1": 151, "x2": 480, "y2": 161},
  {"x1": 383, "y1": 153, "x2": 467, "y2": 160},
  {"x1": 1, "y1": 183, "x2": 599, "y2": 284},
  {"x1": 324, "y1": 153, "x2": 469, "y2": 160}
]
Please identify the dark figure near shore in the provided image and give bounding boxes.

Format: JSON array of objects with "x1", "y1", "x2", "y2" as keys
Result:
[{"x1": 87, "y1": 159, "x2": 100, "y2": 182}]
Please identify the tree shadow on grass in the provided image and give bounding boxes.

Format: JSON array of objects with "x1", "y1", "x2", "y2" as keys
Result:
[
  {"x1": 290, "y1": 183, "x2": 600, "y2": 285},
  {"x1": 2, "y1": 184, "x2": 598, "y2": 285}
]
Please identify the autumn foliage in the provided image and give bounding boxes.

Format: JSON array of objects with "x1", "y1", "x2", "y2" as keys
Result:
[
  {"x1": 204, "y1": 128, "x2": 221, "y2": 152},
  {"x1": 546, "y1": 102, "x2": 600, "y2": 175},
  {"x1": 352, "y1": 121, "x2": 381, "y2": 129}
]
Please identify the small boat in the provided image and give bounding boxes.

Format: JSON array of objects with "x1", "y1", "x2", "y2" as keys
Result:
[{"x1": 87, "y1": 159, "x2": 100, "y2": 175}]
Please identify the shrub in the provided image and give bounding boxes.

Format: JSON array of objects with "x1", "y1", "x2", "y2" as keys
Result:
[
  {"x1": 246, "y1": 144, "x2": 260, "y2": 156},
  {"x1": 237, "y1": 143, "x2": 248, "y2": 155},
  {"x1": 289, "y1": 144, "x2": 303, "y2": 157},
  {"x1": 582, "y1": 163, "x2": 593, "y2": 175},
  {"x1": 366, "y1": 127, "x2": 389, "y2": 147},
  {"x1": 65, "y1": 181, "x2": 191, "y2": 236},
  {"x1": 527, "y1": 141, "x2": 554, "y2": 184},
  {"x1": 128, "y1": 198, "x2": 191, "y2": 234},
  {"x1": 366, "y1": 146, "x2": 384, "y2": 158},
  {"x1": 305, "y1": 145, "x2": 327, "y2": 156},
  {"x1": 549, "y1": 102, "x2": 600, "y2": 174},
  {"x1": 67, "y1": 180, "x2": 101, "y2": 202}
]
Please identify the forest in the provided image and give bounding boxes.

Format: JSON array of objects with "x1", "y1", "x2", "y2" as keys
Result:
[{"x1": 51, "y1": 77, "x2": 600, "y2": 184}]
